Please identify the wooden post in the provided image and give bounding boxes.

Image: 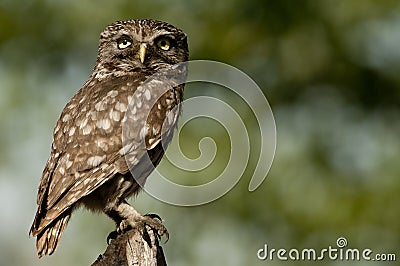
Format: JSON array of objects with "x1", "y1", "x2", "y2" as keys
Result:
[{"x1": 91, "y1": 226, "x2": 167, "y2": 266}]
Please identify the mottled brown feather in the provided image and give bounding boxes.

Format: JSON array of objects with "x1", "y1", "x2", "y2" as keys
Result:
[{"x1": 30, "y1": 19, "x2": 188, "y2": 257}]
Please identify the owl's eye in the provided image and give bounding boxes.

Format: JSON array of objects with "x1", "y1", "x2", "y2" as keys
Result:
[
  {"x1": 117, "y1": 36, "x2": 132, "y2": 49},
  {"x1": 156, "y1": 38, "x2": 171, "y2": 51}
]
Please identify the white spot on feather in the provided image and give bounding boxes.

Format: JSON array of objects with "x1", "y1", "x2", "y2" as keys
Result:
[
  {"x1": 54, "y1": 124, "x2": 61, "y2": 134},
  {"x1": 87, "y1": 110, "x2": 98, "y2": 120},
  {"x1": 74, "y1": 180, "x2": 82, "y2": 187},
  {"x1": 107, "y1": 90, "x2": 118, "y2": 97},
  {"x1": 115, "y1": 102, "x2": 127, "y2": 112},
  {"x1": 69, "y1": 127, "x2": 76, "y2": 136},
  {"x1": 148, "y1": 137, "x2": 158, "y2": 147},
  {"x1": 152, "y1": 125, "x2": 160, "y2": 135},
  {"x1": 95, "y1": 101, "x2": 106, "y2": 111},
  {"x1": 82, "y1": 125, "x2": 92, "y2": 135},
  {"x1": 119, "y1": 143, "x2": 135, "y2": 155},
  {"x1": 59, "y1": 167, "x2": 65, "y2": 175},
  {"x1": 68, "y1": 103, "x2": 76, "y2": 109},
  {"x1": 65, "y1": 160, "x2": 73, "y2": 169},
  {"x1": 63, "y1": 125, "x2": 70, "y2": 134},
  {"x1": 95, "y1": 139, "x2": 109, "y2": 152},
  {"x1": 110, "y1": 110, "x2": 121, "y2": 121},
  {"x1": 87, "y1": 155, "x2": 106, "y2": 167},
  {"x1": 79, "y1": 118, "x2": 89, "y2": 129},
  {"x1": 96, "y1": 119, "x2": 111, "y2": 130},
  {"x1": 62, "y1": 114, "x2": 72, "y2": 122},
  {"x1": 144, "y1": 89, "x2": 151, "y2": 100},
  {"x1": 136, "y1": 99, "x2": 142, "y2": 109},
  {"x1": 79, "y1": 96, "x2": 87, "y2": 104},
  {"x1": 127, "y1": 95, "x2": 134, "y2": 105}
]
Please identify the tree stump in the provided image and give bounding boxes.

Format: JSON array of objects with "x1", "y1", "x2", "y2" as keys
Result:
[{"x1": 91, "y1": 226, "x2": 167, "y2": 266}]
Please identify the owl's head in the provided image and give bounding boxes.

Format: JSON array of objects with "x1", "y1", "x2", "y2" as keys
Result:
[{"x1": 94, "y1": 19, "x2": 188, "y2": 76}]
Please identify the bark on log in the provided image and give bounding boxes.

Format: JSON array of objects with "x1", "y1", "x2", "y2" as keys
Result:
[{"x1": 91, "y1": 226, "x2": 167, "y2": 266}]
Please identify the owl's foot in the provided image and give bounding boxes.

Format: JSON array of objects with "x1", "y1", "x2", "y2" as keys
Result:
[
  {"x1": 118, "y1": 213, "x2": 169, "y2": 241},
  {"x1": 107, "y1": 213, "x2": 169, "y2": 244}
]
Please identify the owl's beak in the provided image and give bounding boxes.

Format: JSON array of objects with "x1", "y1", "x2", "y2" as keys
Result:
[{"x1": 138, "y1": 43, "x2": 147, "y2": 63}]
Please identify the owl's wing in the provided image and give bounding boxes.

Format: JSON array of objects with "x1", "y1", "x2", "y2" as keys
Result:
[
  {"x1": 32, "y1": 74, "x2": 182, "y2": 235},
  {"x1": 32, "y1": 77, "x2": 142, "y2": 234}
]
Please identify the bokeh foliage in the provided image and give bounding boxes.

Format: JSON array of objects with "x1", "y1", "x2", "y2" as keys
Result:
[{"x1": 0, "y1": 0, "x2": 399, "y2": 265}]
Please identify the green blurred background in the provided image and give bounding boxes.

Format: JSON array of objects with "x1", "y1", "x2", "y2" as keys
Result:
[{"x1": 0, "y1": 0, "x2": 399, "y2": 265}]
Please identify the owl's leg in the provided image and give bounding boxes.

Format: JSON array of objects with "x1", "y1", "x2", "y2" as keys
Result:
[{"x1": 103, "y1": 177, "x2": 168, "y2": 242}]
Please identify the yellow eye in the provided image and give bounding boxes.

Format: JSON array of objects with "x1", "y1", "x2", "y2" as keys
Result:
[
  {"x1": 157, "y1": 38, "x2": 171, "y2": 51},
  {"x1": 117, "y1": 36, "x2": 132, "y2": 49}
]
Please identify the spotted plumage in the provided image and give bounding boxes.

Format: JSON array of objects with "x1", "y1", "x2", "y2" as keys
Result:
[{"x1": 30, "y1": 19, "x2": 188, "y2": 257}]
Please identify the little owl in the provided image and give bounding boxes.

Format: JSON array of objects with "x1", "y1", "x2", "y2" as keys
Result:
[{"x1": 30, "y1": 19, "x2": 189, "y2": 257}]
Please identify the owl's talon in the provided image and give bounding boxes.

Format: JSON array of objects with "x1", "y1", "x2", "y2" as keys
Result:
[
  {"x1": 117, "y1": 219, "x2": 131, "y2": 233},
  {"x1": 106, "y1": 230, "x2": 118, "y2": 244},
  {"x1": 141, "y1": 215, "x2": 169, "y2": 242},
  {"x1": 144, "y1": 213, "x2": 162, "y2": 222}
]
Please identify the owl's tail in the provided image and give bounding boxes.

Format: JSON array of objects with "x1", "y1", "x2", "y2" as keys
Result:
[{"x1": 30, "y1": 211, "x2": 71, "y2": 258}]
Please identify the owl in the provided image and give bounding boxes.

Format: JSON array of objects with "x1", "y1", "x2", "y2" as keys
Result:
[{"x1": 29, "y1": 19, "x2": 189, "y2": 257}]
